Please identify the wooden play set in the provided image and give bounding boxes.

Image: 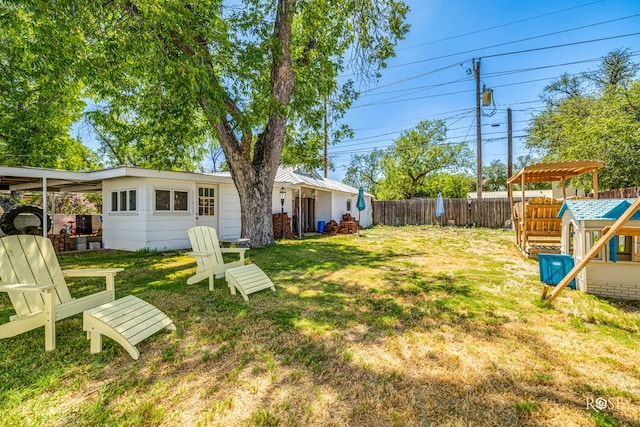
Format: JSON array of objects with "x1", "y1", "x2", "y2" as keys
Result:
[
  {"x1": 508, "y1": 160, "x2": 640, "y2": 302},
  {"x1": 507, "y1": 160, "x2": 604, "y2": 258}
]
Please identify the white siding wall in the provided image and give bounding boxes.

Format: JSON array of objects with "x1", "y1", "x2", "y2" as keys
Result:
[
  {"x1": 271, "y1": 187, "x2": 289, "y2": 215},
  {"x1": 145, "y1": 179, "x2": 195, "y2": 250},
  {"x1": 271, "y1": 188, "x2": 294, "y2": 236},
  {"x1": 331, "y1": 192, "x2": 351, "y2": 223},
  {"x1": 359, "y1": 196, "x2": 373, "y2": 228},
  {"x1": 219, "y1": 183, "x2": 242, "y2": 239},
  {"x1": 102, "y1": 177, "x2": 149, "y2": 251},
  {"x1": 315, "y1": 190, "x2": 332, "y2": 224},
  {"x1": 327, "y1": 192, "x2": 373, "y2": 227},
  {"x1": 103, "y1": 175, "x2": 372, "y2": 250},
  {"x1": 103, "y1": 177, "x2": 197, "y2": 251}
]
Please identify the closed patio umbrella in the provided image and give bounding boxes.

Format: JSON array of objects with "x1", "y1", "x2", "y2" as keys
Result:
[
  {"x1": 356, "y1": 186, "x2": 366, "y2": 231},
  {"x1": 436, "y1": 192, "x2": 445, "y2": 225}
]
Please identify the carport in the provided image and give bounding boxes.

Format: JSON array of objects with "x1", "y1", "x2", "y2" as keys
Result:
[{"x1": 0, "y1": 166, "x2": 102, "y2": 237}]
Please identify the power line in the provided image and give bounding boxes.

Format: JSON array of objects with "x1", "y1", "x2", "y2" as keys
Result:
[
  {"x1": 361, "y1": 31, "x2": 640, "y2": 94},
  {"x1": 357, "y1": 52, "x2": 640, "y2": 107},
  {"x1": 358, "y1": 51, "x2": 638, "y2": 112},
  {"x1": 352, "y1": 88, "x2": 474, "y2": 109},
  {"x1": 336, "y1": 110, "x2": 476, "y2": 150},
  {"x1": 399, "y1": 0, "x2": 607, "y2": 51},
  {"x1": 388, "y1": 14, "x2": 640, "y2": 71},
  {"x1": 359, "y1": 61, "x2": 465, "y2": 93},
  {"x1": 483, "y1": 32, "x2": 640, "y2": 60},
  {"x1": 359, "y1": 76, "x2": 471, "y2": 98},
  {"x1": 351, "y1": 74, "x2": 570, "y2": 109}
]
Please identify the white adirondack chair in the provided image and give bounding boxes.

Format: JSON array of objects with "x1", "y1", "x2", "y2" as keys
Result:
[
  {"x1": 187, "y1": 226, "x2": 276, "y2": 300},
  {"x1": 0, "y1": 234, "x2": 174, "y2": 358},
  {"x1": 186, "y1": 226, "x2": 247, "y2": 290}
]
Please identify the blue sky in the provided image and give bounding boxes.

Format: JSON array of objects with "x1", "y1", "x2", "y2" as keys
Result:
[{"x1": 326, "y1": 0, "x2": 640, "y2": 182}]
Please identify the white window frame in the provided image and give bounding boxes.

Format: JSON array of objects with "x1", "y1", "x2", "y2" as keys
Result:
[
  {"x1": 198, "y1": 186, "x2": 216, "y2": 216},
  {"x1": 110, "y1": 188, "x2": 137, "y2": 213},
  {"x1": 585, "y1": 229, "x2": 603, "y2": 261},
  {"x1": 154, "y1": 188, "x2": 190, "y2": 213},
  {"x1": 633, "y1": 236, "x2": 640, "y2": 262}
]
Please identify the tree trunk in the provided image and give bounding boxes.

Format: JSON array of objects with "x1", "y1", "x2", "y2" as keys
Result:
[
  {"x1": 233, "y1": 162, "x2": 280, "y2": 247},
  {"x1": 200, "y1": 0, "x2": 295, "y2": 247}
]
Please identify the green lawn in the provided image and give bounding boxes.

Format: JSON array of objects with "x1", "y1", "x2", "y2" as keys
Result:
[{"x1": 1, "y1": 226, "x2": 639, "y2": 426}]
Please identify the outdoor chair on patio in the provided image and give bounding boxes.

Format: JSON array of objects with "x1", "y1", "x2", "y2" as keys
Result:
[
  {"x1": 187, "y1": 226, "x2": 275, "y2": 300},
  {"x1": 0, "y1": 234, "x2": 174, "y2": 359}
]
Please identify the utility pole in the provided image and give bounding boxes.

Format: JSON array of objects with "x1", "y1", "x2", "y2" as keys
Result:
[
  {"x1": 507, "y1": 108, "x2": 513, "y2": 180},
  {"x1": 473, "y1": 58, "x2": 482, "y2": 200},
  {"x1": 323, "y1": 97, "x2": 328, "y2": 178},
  {"x1": 507, "y1": 107, "x2": 513, "y2": 206}
]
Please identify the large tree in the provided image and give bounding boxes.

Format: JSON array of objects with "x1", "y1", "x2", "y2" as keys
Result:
[
  {"x1": 527, "y1": 49, "x2": 640, "y2": 191},
  {"x1": 376, "y1": 119, "x2": 472, "y2": 200},
  {"x1": 45, "y1": 0, "x2": 408, "y2": 246},
  {"x1": 482, "y1": 159, "x2": 507, "y2": 192},
  {"x1": 419, "y1": 172, "x2": 473, "y2": 198},
  {"x1": 343, "y1": 148, "x2": 385, "y2": 195},
  {"x1": 0, "y1": 3, "x2": 98, "y2": 169}
]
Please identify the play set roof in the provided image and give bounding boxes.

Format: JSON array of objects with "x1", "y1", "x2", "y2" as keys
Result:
[
  {"x1": 507, "y1": 160, "x2": 605, "y2": 185},
  {"x1": 558, "y1": 199, "x2": 640, "y2": 221}
]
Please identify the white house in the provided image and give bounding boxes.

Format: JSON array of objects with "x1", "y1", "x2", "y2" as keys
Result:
[
  {"x1": 0, "y1": 165, "x2": 373, "y2": 251},
  {"x1": 558, "y1": 198, "x2": 640, "y2": 300}
]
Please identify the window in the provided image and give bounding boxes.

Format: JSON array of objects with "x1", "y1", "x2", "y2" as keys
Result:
[
  {"x1": 174, "y1": 191, "x2": 188, "y2": 211},
  {"x1": 587, "y1": 230, "x2": 602, "y2": 260},
  {"x1": 110, "y1": 189, "x2": 137, "y2": 212},
  {"x1": 616, "y1": 235, "x2": 633, "y2": 262},
  {"x1": 155, "y1": 190, "x2": 171, "y2": 211},
  {"x1": 155, "y1": 189, "x2": 189, "y2": 213},
  {"x1": 198, "y1": 187, "x2": 215, "y2": 216},
  {"x1": 634, "y1": 237, "x2": 640, "y2": 262},
  {"x1": 346, "y1": 199, "x2": 352, "y2": 212},
  {"x1": 128, "y1": 190, "x2": 137, "y2": 210},
  {"x1": 568, "y1": 224, "x2": 575, "y2": 256},
  {"x1": 120, "y1": 191, "x2": 127, "y2": 211}
]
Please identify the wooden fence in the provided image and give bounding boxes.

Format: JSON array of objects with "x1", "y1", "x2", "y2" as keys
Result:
[
  {"x1": 372, "y1": 198, "x2": 513, "y2": 228},
  {"x1": 598, "y1": 186, "x2": 640, "y2": 198},
  {"x1": 372, "y1": 186, "x2": 640, "y2": 229}
]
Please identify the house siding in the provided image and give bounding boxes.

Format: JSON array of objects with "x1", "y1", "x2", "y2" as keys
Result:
[
  {"x1": 315, "y1": 190, "x2": 332, "y2": 224},
  {"x1": 102, "y1": 177, "x2": 148, "y2": 251},
  {"x1": 219, "y1": 183, "x2": 241, "y2": 239},
  {"x1": 103, "y1": 177, "x2": 198, "y2": 251},
  {"x1": 100, "y1": 169, "x2": 371, "y2": 251},
  {"x1": 146, "y1": 179, "x2": 195, "y2": 250}
]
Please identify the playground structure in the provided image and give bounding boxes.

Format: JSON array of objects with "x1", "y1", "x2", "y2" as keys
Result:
[{"x1": 507, "y1": 160, "x2": 604, "y2": 258}]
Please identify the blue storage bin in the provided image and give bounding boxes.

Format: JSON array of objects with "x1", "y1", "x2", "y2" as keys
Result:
[
  {"x1": 538, "y1": 253, "x2": 576, "y2": 289},
  {"x1": 317, "y1": 221, "x2": 326, "y2": 233}
]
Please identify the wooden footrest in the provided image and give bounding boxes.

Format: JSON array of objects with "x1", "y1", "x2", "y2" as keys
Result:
[
  {"x1": 83, "y1": 295, "x2": 175, "y2": 360},
  {"x1": 225, "y1": 264, "x2": 275, "y2": 301}
]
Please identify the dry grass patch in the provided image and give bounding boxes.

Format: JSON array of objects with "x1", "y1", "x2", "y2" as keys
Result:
[{"x1": 1, "y1": 225, "x2": 640, "y2": 426}]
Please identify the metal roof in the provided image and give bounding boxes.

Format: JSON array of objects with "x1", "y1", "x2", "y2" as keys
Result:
[
  {"x1": 0, "y1": 165, "x2": 233, "y2": 193},
  {"x1": 558, "y1": 198, "x2": 640, "y2": 221},
  {"x1": 0, "y1": 165, "x2": 366, "y2": 196},
  {"x1": 274, "y1": 166, "x2": 367, "y2": 196},
  {"x1": 507, "y1": 160, "x2": 605, "y2": 185}
]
